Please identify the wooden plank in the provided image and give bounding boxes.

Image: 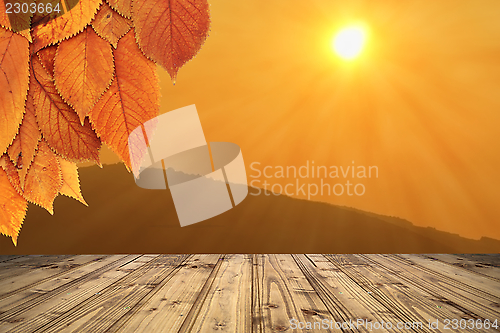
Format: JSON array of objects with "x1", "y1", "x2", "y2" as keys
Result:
[
  {"x1": 0, "y1": 254, "x2": 498, "y2": 333},
  {"x1": 0, "y1": 255, "x2": 139, "y2": 332},
  {"x1": 360, "y1": 254, "x2": 500, "y2": 327},
  {"x1": 188, "y1": 254, "x2": 253, "y2": 332},
  {"x1": 298, "y1": 254, "x2": 397, "y2": 333},
  {"x1": 0, "y1": 255, "x2": 130, "y2": 311},
  {"x1": 399, "y1": 254, "x2": 500, "y2": 296},
  {"x1": 0, "y1": 256, "x2": 23, "y2": 264},
  {"x1": 252, "y1": 254, "x2": 264, "y2": 333},
  {"x1": 27, "y1": 255, "x2": 189, "y2": 333},
  {"x1": 0, "y1": 255, "x2": 69, "y2": 266},
  {"x1": 0, "y1": 255, "x2": 151, "y2": 333},
  {"x1": 253, "y1": 254, "x2": 337, "y2": 333},
  {"x1": 118, "y1": 254, "x2": 221, "y2": 333},
  {"x1": 0, "y1": 255, "x2": 64, "y2": 265},
  {"x1": 423, "y1": 254, "x2": 500, "y2": 281},
  {"x1": 0, "y1": 256, "x2": 74, "y2": 281},
  {"x1": 177, "y1": 255, "x2": 226, "y2": 333},
  {"x1": 324, "y1": 254, "x2": 488, "y2": 333},
  {"x1": 0, "y1": 255, "x2": 104, "y2": 299}
]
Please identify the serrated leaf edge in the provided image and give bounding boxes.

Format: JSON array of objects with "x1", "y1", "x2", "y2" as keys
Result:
[{"x1": 52, "y1": 32, "x2": 115, "y2": 125}]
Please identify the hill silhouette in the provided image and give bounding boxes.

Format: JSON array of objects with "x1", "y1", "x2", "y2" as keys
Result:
[{"x1": 0, "y1": 163, "x2": 498, "y2": 254}]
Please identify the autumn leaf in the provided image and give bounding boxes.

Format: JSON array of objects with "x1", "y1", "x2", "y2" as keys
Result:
[
  {"x1": 55, "y1": 26, "x2": 114, "y2": 122},
  {"x1": 92, "y1": 2, "x2": 132, "y2": 49},
  {"x1": 32, "y1": 0, "x2": 103, "y2": 53},
  {"x1": 0, "y1": 167, "x2": 27, "y2": 246},
  {"x1": 23, "y1": 140, "x2": 62, "y2": 214},
  {"x1": 90, "y1": 30, "x2": 159, "y2": 168},
  {"x1": 131, "y1": 0, "x2": 210, "y2": 81},
  {"x1": 0, "y1": 1, "x2": 31, "y2": 42},
  {"x1": 37, "y1": 45, "x2": 58, "y2": 79},
  {"x1": 1, "y1": 0, "x2": 211, "y2": 246},
  {"x1": 58, "y1": 157, "x2": 87, "y2": 206},
  {"x1": 31, "y1": 0, "x2": 69, "y2": 29},
  {"x1": 0, "y1": 154, "x2": 21, "y2": 193},
  {"x1": 31, "y1": 54, "x2": 102, "y2": 163},
  {"x1": 107, "y1": 0, "x2": 132, "y2": 18},
  {"x1": 7, "y1": 93, "x2": 41, "y2": 189},
  {"x1": 0, "y1": 27, "x2": 29, "y2": 156}
]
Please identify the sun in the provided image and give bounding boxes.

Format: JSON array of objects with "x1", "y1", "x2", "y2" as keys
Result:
[{"x1": 332, "y1": 25, "x2": 367, "y2": 60}]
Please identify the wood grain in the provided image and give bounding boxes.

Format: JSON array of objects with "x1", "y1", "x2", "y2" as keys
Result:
[
  {"x1": 118, "y1": 254, "x2": 220, "y2": 333},
  {"x1": 0, "y1": 254, "x2": 498, "y2": 333},
  {"x1": 188, "y1": 254, "x2": 253, "y2": 332}
]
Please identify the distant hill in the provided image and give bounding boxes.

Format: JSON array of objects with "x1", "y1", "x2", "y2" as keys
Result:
[{"x1": 0, "y1": 164, "x2": 498, "y2": 254}]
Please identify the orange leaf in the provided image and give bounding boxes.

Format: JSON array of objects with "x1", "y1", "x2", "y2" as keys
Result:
[
  {"x1": 92, "y1": 2, "x2": 132, "y2": 48},
  {"x1": 31, "y1": 54, "x2": 102, "y2": 163},
  {"x1": 54, "y1": 27, "x2": 114, "y2": 122},
  {"x1": 31, "y1": 0, "x2": 103, "y2": 53},
  {"x1": 0, "y1": 1, "x2": 32, "y2": 42},
  {"x1": 23, "y1": 140, "x2": 62, "y2": 214},
  {"x1": 58, "y1": 157, "x2": 87, "y2": 206},
  {"x1": 0, "y1": 154, "x2": 21, "y2": 193},
  {"x1": 0, "y1": 167, "x2": 27, "y2": 246},
  {"x1": 132, "y1": 0, "x2": 210, "y2": 81},
  {"x1": 90, "y1": 30, "x2": 159, "y2": 168},
  {"x1": 0, "y1": 27, "x2": 28, "y2": 156},
  {"x1": 107, "y1": 0, "x2": 132, "y2": 18},
  {"x1": 7, "y1": 92, "x2": 41, "y2": 189},
  {"x1": 37, "y1": 45, "x2": 58, "y2": 79}
]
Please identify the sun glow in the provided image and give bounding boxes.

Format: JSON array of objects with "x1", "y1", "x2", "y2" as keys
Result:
[{"x1": 332, "y1": 25, "x2": 367, "y2": 60}]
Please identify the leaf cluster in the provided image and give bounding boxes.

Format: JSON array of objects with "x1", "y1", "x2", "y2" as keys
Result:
[{"x1": 0, "y1": 0, "x2": 210, "y2": 245}]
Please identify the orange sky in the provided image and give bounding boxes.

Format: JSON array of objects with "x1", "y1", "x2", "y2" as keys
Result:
[{"x1": 91, "y1": 0, "x2": 500, "y2": 240}]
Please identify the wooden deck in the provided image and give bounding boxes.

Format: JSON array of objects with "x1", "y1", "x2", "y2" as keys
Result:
[{"x1": 0, "y1": 254, "x2": 499, "y2": 332}]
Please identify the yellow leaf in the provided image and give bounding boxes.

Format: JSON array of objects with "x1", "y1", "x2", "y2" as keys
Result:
[
  {"x1": 92, "y1": 2, "x2": 132, "y2": 48},
  {"x1": 0, "y1": 27, "x2": 28, "y2": 156},
  {"x1": 54, "y1": 27, "x2": 114, "y2": 122},
  {"x1": 0, "y1": 167, "x2": 27, "y2": 246},
  {"x1": 23, "y1": 140, "x2": 62, "y2": 214},
  {"x1": 32, "y1": 0, "x2": 103, "y2": 52},
  {"x1": 31, "y1": 53, "x2": 102, "y2": 163},
  {"x1": 37, "y1": 45, "x2": 58, "y2": 79},
  {"x1": 0, "y1": 154, "x2": 21, "y2": 194},
  {"x1": 7, "y1": 92, "x2": 41, "y2": 189},
  {"x1": 132, "y1": 0, "x2": 210, "y2": 81},
  {"x1": 107, "y1": 0, "x2": 131, "y2": 18},
  {"x1": 90, "y1": 31, "x2": 159, "y2": 168},
  {"x1": 58, "y1": 157, "x2": 87, "y2": 206}
]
